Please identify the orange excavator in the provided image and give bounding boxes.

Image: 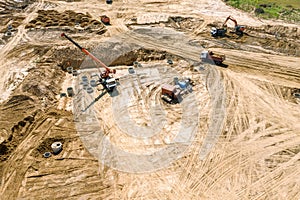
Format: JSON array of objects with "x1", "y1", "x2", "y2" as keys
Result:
[
  {"x1": 211, "y1": 15, "x2": 245, "y2": 37},
  {"x1": 223, "y1": 15, "x2": 245, "y2": 35}
]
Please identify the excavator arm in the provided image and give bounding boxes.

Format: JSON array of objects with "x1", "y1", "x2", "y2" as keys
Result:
[
  {"x1": 223, "y1": 15, "x2": 245, "y2": 35},
  {"x1": 223, "y1": 15, "x2": 237, "y2": 27}
]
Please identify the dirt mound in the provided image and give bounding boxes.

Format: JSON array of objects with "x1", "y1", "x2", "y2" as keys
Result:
[
  {"x1": 52, "y1": 46, "x2": 86, "y2": 71},
  {"x1": 0, "y1": 44, "x2": 74, "y2": 159},
  {"x1": 4, "y1": 94, "x2": 33, "y2": 106},
  {"x1": 128, "y1": 16, "x2": 205, "y2": 33},
  {"x1": 25, "y1": 10, "x2": 106, "y2": 34},
  {"x1": 0, "y1": 104, "x2": 38, "y2": 162},
  {"x1": 110, "y1": 48, "x2": 176, "y2": 66},
  {"x1": 245, "y1": 25, "x2": 300, "y2": 56},
  {"x1": 0, "y1": 0, "x2": 35, "y2": 33},
  {"x1": 0, "y1": 16, "x2": 25, "y2": 33},
  {"x1": 249, "y1": 25, "x2": 300, "y2": 39},
  {"x1": 0, "y1": 0, "x2": 35, "y2": 14},
  {"x1": 0, "y1": 143, "x2": 8, "y2": 156}
]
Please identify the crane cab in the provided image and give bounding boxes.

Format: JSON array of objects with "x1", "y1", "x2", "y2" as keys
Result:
[{"x1": 105, "y1": 78, "x2": 117, "y2": 91}]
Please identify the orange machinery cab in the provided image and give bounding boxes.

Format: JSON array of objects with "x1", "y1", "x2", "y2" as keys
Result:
[{"x1": 101, "y1": 15, "x2": 110, "y2": 25}]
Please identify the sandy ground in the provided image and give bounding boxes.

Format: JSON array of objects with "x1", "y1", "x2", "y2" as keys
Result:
[{"x1": 0, "y1": 0, "x2": 300, "y2": 199}]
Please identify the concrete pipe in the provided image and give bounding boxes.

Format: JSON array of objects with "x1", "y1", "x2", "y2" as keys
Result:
[
  {"x1": 67, "y1": 67, "x2": 73, "y2": 74},
  {"x1": 43, "y1": 152, "x2": 51, "y2": 158},
  {"x1": 51, "y1": 142, "x2": 63, "y2": 154},
  {"x1": 133, "y1": 61, "x2": 139, "y2": 67}
]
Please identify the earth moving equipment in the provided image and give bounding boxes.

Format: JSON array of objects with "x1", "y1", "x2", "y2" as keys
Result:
[
  {"x1": 61, "y1": 33, "x2": 117, "y2": 91},
  {"x1": 211, "y1": 27, "x2": 227, "y2": 37},
  {"x1": 161, "y1": 78, "x2": 193, "y2": 104},
  {"x1": 101, "y1": 15, "x2": 110, "y2": 25},
  {"x1": 200, "y1": 50, "x2": 225, "y2": 65},
  {"x1": 223, "y1": 15, "x2": 245, "y2": 35},
  {"x1": 211, "y1": 15, "x2": 245, "y2": 37},
  {"x1": 161, "y1": 84, "x2": 181, "y2": 104}
]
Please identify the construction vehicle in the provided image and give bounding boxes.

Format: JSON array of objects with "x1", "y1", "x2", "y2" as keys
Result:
[
  {"x1": 223, "y1": 15, "x2": 245, "y2": 35},
  {"x1": 161, "y1": 84, "x2": 181, "y2": 104},
  {"x1": 61, "y1": 33, "x2": 117, "y2": 92},
  {"x1": 211, "y1": 27, "x2": 227, "y2": 37},
  {"x1": 211, "y1": 15, "x2": 245, "y2": 37},
  {"x1": 161, "y1": 77, "x2": 195, "y2": 104},
  {"x1": 100, "y1": 15, "x2": 110, "y2": 25},
  {"x1": 200, "y1": 50, "x2": 225, "y2": 65}
]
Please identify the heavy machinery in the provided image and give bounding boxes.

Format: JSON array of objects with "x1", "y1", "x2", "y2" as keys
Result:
[
  {"x1": 161, "y1": 77, "x2": 195, "y2": 104},
  {"x1": 211, "y1": 15, "x2": 245, "y2": 37},
  {"x1": 161, "y1": 84, "x2": 181, "y2": 104},
  {"x1": 61, "y1": 33, "x2": 117, "y2": 91},
  {"x1": 200, "y1": 50, "x2": 225, "y2": 65},
  {"x1": 223, "y1": 15, "x2": 245, "y2": 35},
  {"x1": 211, "y1": 27, "x2": 227, "y2": 37},
  {"x1": 100, "y1": 15, "x2": 110, "y2": 25}
]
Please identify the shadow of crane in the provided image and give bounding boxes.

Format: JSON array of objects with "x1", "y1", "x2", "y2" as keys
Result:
[{"x1": 82, "y1": 90, "x2": 107, "y2": 112}]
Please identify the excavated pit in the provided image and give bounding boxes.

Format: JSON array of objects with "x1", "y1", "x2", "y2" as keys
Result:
[{"x1": 110, "y1": 48, "x2": 183, "y2": 66}]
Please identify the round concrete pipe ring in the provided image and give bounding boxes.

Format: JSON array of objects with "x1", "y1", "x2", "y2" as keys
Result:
[
  {"x1": 167, "y1": 59, "x2": 173, "y2": 65},
  {"x1": 133, "y1": 61, "x2": 138, "y2": 67},
  {"x1": 67, "y1": 67, "x2": 73, "y2": 73},
  {"x1": 90, "y1": 80, "x2": 97, "y2": 87},
  {"x1": 82, "y1": 75, "x2": 88, "y2": 82},
  {"x1": 87, "y1": 87, "x2": 94, "y2": 94},
  {"x1": 72, "y1": 70, "x2": 78, "y2": 76},
  {"x1": 51, "y1": 142, "x2": 62, "y2": 154},
  {"x1": 43, "y1": 152, "x2": 51, "y2": 158}
]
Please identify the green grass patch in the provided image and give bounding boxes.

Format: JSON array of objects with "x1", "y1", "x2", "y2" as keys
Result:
[
  {"x1": 224, "y1": 0, "x2": 300, "y2": 22},
  {"x1": 260, "y1": 0, "x2": 300, "y2": 9}
]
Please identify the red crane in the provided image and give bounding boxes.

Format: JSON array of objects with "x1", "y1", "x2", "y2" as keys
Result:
[
  {"x1": 61, "y1": 33, "x2": 116, "y2": 79},
  {"x1": 61, "y1": 33, "x2": 117, "y2": 91}
]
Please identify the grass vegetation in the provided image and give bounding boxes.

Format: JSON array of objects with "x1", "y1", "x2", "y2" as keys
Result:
[{"x1": 224, "y1": 0, "x2": 300, "y2": 22}]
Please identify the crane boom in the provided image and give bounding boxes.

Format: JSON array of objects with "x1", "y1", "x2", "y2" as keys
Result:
[{"x1": 61, "y1": 33, "x2": 116, "y2": 77}]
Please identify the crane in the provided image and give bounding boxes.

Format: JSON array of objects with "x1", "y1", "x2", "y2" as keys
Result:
[
  {"x1": 61, "y1": 33, "x2": 117, "y2": 91},
  {"x1": 223, "y1": 15, "x2": 245, "y2": 35}
]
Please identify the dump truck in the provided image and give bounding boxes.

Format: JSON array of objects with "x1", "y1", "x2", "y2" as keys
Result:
[
  {"x1": 200, "y1": 50, "x2": 225, "y2": 65},
  {"x1": 161, "y1": 84, "x2": 181, "y2": 104}
]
